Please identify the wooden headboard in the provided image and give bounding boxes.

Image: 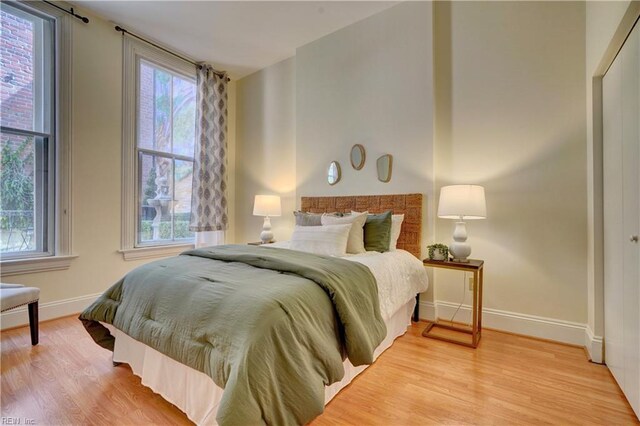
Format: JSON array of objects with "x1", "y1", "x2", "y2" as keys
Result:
[{"x1": 300, "y1": 193, "x2": 423, "y2": 258}]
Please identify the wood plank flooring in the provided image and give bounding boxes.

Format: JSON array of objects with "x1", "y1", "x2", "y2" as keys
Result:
[{"x1": 1, "y1": 316, "x2": 638, "y2": 425}]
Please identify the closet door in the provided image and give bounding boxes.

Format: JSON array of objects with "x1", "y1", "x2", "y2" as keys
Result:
[
  {"x1": 621, "y1": 22, "x2": 639, "y2": 417},
  {"x1": 603, "y1": 21, "x2": 640, "y2": 419},
  {"x1": 603, "y1": 39, "x2": 625, "y2": 392}
]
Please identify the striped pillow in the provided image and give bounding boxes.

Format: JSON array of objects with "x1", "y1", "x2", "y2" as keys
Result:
[{"x1": 290, "y1": 224, "x2": 352, "y2": 256}]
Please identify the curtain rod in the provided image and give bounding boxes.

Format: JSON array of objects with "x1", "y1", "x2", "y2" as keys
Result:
[
  {"x1": 114, "y1": 25, "x2": 230, "y2": 81},
  {"x1": 42, "y1": 1, "x2": 89, "y2": 23}
]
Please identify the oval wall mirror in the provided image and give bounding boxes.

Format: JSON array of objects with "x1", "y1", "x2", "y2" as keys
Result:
[
  {"x1": 327, "y1": 161, "x2": 342, "y2": 185},
  {"x1": 376, "y1": 154, "x2": 393, "y2": 183},
  {"x1": 350, "y1": 144, "x2": 366, "y2": 170}
]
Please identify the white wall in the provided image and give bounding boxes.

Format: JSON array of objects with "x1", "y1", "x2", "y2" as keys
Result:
[
  {"x1": 295, "y1": 1, "x2": 434, "y2": 199},
  {"x1": 234, "y1": 2, "x2": 435, "y2": 298},
  {"x1": 433, "y1": 1, "x2": 587, "y2": 323},
  {"x1": 235, "y1": 57, "x2": 296, "y2": 244},
  {"x1": 296, "y1": 1, "x2": 435, "y2": 262},
  {"x1": 234, "y1": 1, "x2": 594, "y2": 341},
  {"x1": 1, "y1": 7, "x2": 237, "y2": 328}
]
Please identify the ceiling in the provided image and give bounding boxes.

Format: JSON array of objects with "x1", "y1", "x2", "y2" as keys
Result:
[{"x1": 74, "y1": 1, "x2": 398, "y2": 79}]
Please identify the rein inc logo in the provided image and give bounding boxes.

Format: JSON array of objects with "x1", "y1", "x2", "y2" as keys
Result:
[{"x1": 1, "y1": 418, "x2": 35, "y2": 425}]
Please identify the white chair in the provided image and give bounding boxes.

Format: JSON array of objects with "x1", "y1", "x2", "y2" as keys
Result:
[{"x1": 1, "y1": 283, "x2": 40, "y2": 345}]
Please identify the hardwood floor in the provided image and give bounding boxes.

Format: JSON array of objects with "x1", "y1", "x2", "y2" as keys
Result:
[{"x1": 1, "y1": 316, "x2": 638, "y2": 425}]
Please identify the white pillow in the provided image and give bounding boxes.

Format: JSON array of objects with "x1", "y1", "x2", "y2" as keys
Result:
[
  {"x1": 290, "y1": 224, "x2": 352, "y2": 256},
  {"x1": 351, "y1": 211, "x2": 404, "y2": 250},
  {"x1": 321, "y1": 211, "x2": 368, "y2": 254},
  {"x1": 389, "y1": 214, "x2": 405, "y2": 250}
]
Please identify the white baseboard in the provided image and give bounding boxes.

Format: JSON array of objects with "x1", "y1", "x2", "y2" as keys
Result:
[
  {"x1": 585, "y1": 326, "x2": 604, "y2": 364},
  {"x1": 0, "y1": 292, "x2": 101, "y2": 330},
  {"x1": 419, "y1": 300, "x2": 590, "y2": 349},
  {"x1": 419, "y1": 300, "x2": 436, "y2": 320},
  {"x1": 2, "y1": 293, "x2": 604, "y2": 363}
]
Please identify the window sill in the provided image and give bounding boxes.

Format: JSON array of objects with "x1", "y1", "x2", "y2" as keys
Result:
[
  {"x1": 0, "y1": 255, "x2": 78, "y2": 277},
  {"x1": 119, "y1": 243, "x2": 194, "y2": 261}
]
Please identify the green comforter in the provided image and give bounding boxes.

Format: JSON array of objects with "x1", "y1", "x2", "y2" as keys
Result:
[{"x1": 80, "y1": 245, "x2": 386, "y2": 425}]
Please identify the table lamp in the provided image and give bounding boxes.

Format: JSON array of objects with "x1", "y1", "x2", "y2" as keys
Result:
[
  {"x1": 437, "y1": 185, "x2": 486, "y2": 262},
  {"x1": 253, "y1": 195, "x2": 281, "y2": 244}
]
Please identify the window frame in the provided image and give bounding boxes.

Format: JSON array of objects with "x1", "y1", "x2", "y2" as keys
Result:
[
  {"x1": 121, "y1": 36, "x2": 197, "y2": 260},
  {"x1": 0, "y1": 0, "x2": 74, "y2": 276},
  {"x1": 0, "y1": 129, "x2": 53, "y2": 259}
]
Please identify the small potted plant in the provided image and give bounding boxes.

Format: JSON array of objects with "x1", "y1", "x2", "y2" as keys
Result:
[{"x1": 427, "y1": 243, "x2": 449, "y2": 261}]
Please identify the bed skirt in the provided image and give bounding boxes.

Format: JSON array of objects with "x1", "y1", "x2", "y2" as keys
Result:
[{"x1": 105, "y1": 299, "x2": 416, "y2": 425}]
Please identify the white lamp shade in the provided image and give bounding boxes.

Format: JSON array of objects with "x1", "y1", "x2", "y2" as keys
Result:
[
  {"x1": 437, "y1": 185, "x2": 486, "y2": 220},
  {"x1": 253, "y1": 195, "x2": 282, "y2": 217}
]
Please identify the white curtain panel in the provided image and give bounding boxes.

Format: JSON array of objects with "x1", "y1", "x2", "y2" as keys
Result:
[
  {"x1": 194, "y1": 230, "x2": 225, "y2": 248},
  {"x1": 190, "y1": 64, "x2": 229, "y2": 247}
]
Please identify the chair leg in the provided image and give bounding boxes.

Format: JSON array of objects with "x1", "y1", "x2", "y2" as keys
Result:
[{"x1": 28, "y1": 301, "x2": 39, "y2": 346}]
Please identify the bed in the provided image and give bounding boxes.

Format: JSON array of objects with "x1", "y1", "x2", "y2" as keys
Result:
[{"x1": 81, "y1": 194, "x2": 427, "y2": 425}]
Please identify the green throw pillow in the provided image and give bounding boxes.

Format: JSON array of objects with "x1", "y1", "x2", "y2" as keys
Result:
[{"x1": 363, "y1": 211, "x2": 392, "y2": 252}]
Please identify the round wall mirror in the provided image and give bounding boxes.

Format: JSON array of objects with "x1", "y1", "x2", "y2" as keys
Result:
[
  {"x1": 327, "y1": 161, "x2": 341, "y2": 185},
  {"x1": 350, "y1": 144, "x2": 366, "y2": 170}
]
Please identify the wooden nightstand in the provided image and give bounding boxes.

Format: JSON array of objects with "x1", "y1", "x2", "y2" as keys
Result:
[{"x1": 422, "y1": 258, "x2": 484, "y2": 348}]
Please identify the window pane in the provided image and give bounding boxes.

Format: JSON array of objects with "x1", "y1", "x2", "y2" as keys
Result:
[
  {"x1": 135, "y1": 59, "x2": 196, "y2": 246},
  {"x1": 172, "y1": 77, "x2": 196, "y2": 156},
  {"x1": 138, "y1": 152, "x2": 156, "y2": 242},
  {"x1": 154, "y1": 68, "x2": 172, "y2": 153},
  {"x1": 0, "y1": 4, "x2": 52, "y2": 133},
  {"x1": 174, "y1": 159, "x2": 194, "y2": 240},
  {"x1": 137, "y1": 60, "x2": 196, "y2": 158},
  {"x1": 137, "y1": 61, "x2": 155, "y2": 150},
  {"x1": 139, "y1": 153, "x2": 174, "y2": 244},
  {"x1": 1, "y1": 133, "x2": 36, "y2": 254}
]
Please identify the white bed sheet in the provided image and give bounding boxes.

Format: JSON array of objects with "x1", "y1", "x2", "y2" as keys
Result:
[
  {"x1": 268, "y1": 243, "x2": 429, "y2": 320},
  {"x1": 105, "y1": 246, "x2": 429, "y2": 425}
]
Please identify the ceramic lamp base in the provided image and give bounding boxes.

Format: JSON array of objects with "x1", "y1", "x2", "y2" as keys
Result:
[
  {"x1": 260, "y1": 216, "x2": 274, "y2": 244},
  {"x1": 450, "y1": 221, "x2": 471, "y2": 262}
]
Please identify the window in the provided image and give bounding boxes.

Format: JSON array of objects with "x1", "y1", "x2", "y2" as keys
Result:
[
  {"x1": 1, "y1": 3, "x2": 55, "y2": 259},
  {"x1": 121, "y1": 37, "x2": 197, "y2": 259},
  {"x1": 136, "y1": 60, "x2": 196, "y2": 245},
  {"x1": 0, "y1": 1, "x2": 72, "y2": 275}
]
